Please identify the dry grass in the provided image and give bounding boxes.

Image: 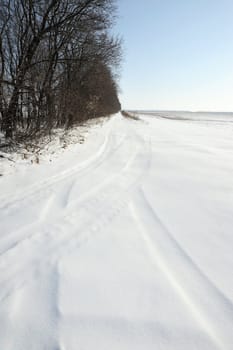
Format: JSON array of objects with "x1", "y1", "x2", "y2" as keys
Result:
[{"x1": 121, "y1": 110, "x2": 140, "y2": 121}]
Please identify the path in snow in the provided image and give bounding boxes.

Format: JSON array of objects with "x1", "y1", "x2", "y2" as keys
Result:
[{"x1": 0, "y1": 113, "x2": 233, "y2": 350}]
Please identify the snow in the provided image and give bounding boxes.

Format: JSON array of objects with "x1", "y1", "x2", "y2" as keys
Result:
[{"x1": 0, "y1": 112, "x2": 233, "y2": 350}]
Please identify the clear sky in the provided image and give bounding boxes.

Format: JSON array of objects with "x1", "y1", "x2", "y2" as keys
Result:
[{"x1": 115, "y1": 0, "x2": 233, "y2": 111}]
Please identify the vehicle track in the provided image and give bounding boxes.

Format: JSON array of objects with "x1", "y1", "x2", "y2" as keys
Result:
[
  {"x1": 130, "y1": 188, "x2": 233, "y2": 350},
  {"x1": 0, "y1": 120, "x2": 152, "y2": 306},
  {"x1": 0, "y1": 122, "x2": 137, "y2": 255},
  {"x1": 0, "y1": 117, "x2": 119, "y2": 211}
]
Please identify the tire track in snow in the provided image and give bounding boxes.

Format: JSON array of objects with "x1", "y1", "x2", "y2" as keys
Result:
[
  {"x1": 0, "y1": 118, "x2": 154, "y2": 348},
  {"x1": 129, "y1": 188, "x2": 233, "y2": 350},
  {"x1": 0, "y1": 128, "x2": 132, "y2": 257},
  {"x1": 0, "y1": 124, "x2": 151, "y2": 304},
  {"x1": 0, "y1": 187, "x2": 129, "y2": 304},
  {"x1": 0, "y1": 118, "x2": 150, "y2": 256},
  {"x1": 0, "y1": 122, "x2": 129, "y2": 253},
  {"x1": 0, "y1": 117, "x2": 117, "y2": 211}
]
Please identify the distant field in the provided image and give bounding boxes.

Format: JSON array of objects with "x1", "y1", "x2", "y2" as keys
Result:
[{"x1": 131, "y1": 110, "x2": 233, "y2": 123}]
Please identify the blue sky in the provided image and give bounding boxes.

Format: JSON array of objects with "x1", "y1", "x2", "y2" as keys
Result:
[{"x1": 115, "y1": 0, "x2": 233, "y2": 111}]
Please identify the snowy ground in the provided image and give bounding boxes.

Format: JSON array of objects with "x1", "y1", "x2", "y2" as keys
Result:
[{"x1": 0, "y1": 112, "x2": 233, "y2": 350}]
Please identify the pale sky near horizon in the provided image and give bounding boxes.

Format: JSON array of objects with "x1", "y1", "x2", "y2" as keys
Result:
[{"x1": 115, "y1": 0, "x2": 233, "y2": 111}]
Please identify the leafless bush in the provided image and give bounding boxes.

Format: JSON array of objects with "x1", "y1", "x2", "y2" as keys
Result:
[{"x1": 121, "y1": 110, "x2": 140, "y2": 121}]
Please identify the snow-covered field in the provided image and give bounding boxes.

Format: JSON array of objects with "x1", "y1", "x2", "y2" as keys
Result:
[{"x1": 0, "y1": 112, "x2": 233, "y2": 350}]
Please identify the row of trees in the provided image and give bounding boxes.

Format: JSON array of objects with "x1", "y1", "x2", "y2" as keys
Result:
[{"x1": 0, "y1": 0, "x2": 121, "y2": 142}]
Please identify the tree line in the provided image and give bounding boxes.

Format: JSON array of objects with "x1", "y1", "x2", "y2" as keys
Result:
[{"x1": 0, "y1": 0, "x2": 121, "y2": 143}]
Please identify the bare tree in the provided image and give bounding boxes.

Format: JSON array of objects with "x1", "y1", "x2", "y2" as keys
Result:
[{"x1": 0, "y1": 0, "x2": 121, "y2": 142}]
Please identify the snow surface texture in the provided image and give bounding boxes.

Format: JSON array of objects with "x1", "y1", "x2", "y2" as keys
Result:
[{"x1": 0, "y1": 112, "x2": 233, "y2": 350}]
